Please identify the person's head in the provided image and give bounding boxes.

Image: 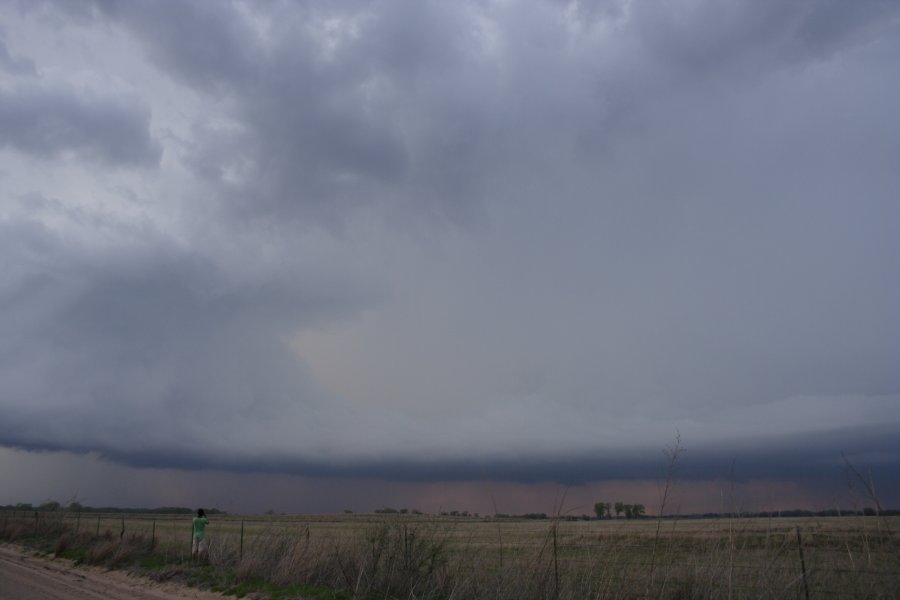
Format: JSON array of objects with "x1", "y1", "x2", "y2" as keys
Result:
[{"x1": 197, "y1": 508, "x2": 205, "y2": 517}]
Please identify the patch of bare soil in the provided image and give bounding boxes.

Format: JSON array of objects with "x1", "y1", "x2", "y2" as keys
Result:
[{"x1": 0, "y1": 544, "x2": 227, "y2": 600}]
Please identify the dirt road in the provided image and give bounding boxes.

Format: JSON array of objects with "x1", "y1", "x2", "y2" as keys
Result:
[{"x1": 0, "y1": 545, "x2": 227, "y2": 600}]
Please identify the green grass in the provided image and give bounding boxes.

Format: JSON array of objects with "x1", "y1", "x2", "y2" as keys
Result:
[
  {"x1": 139, "y1": 554, "x2": 167, "y2": 569},
  {"x1": 186, "y1": 566, "x2": 354, "y2": 599},
  {"x1": 58, "y1": 546, "x2": 89, "y2": 565}
]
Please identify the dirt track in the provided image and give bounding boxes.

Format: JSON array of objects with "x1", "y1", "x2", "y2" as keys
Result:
[{"x1": 0, "y1": 545, "x2": 227, "y2": 600}]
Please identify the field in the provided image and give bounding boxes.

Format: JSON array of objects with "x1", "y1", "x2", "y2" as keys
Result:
[{"x1": 3, "y1": 510, "x2": 898, "y2": 599}]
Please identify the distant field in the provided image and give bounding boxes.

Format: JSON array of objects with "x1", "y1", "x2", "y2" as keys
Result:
[{"x1": 4, "y1": 511, "x2": 898, "y2": 598}]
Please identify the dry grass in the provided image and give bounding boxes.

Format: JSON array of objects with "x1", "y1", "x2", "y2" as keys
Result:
[
  {"x1": 2, "y1": 510, "x2": 898, "y2": 599},
  {"x1": 196, "y1": 514, "x2": 899, "y2": 599}
]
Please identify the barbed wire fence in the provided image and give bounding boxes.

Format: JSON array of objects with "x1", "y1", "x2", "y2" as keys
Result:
[{"x1": 2, "y1": 509, "x2": 898, "y2": 598}]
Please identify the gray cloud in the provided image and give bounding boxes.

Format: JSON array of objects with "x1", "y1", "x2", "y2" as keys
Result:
[
  {"x1": 0, "y1": 0, "x2": 898, "y2": 501},
  {"x1": 0, "y1": 84, "x2": 161, "y2": 166},
  {"x1": 96, "y1": 0, "x2": 260, "y2": 93},
  {"x1": 0, "y1": 36, "x2": 36, "y2": 75},
  {"x1": 631, "y1": 0, "x2": 900, "y2": 72},
  {"x1": 0, "y1": 199, "x2": 383, "y2": 464},
  {"x1": 79, "y1": 0, "x2": 900, "y2": 225}
]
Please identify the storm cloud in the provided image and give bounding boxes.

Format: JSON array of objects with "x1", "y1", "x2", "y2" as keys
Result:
[
  {"x1": 1, "y1": 0, "x2": 899, "y2": 508},
  {"x1": 0, "y1": 84, "x2": 160, "y2": 165}
]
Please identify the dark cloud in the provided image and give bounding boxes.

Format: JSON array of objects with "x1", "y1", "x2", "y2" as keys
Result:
[
  {"x1": 631, "y1": 0, "x2": 900, "y2": 75},
  {"x1": 74, "y1": 0, "x2": 900, "y2": 226},
  {"x1": 77, "y1": 1, "x2": 566, "y2": 225},
  {"x1": 0, "y1": 36, "x2": 36, "y2": 75},
  {"x1": 0, "y1": 85, "x2": 161, "y2": 166},
  {"x1": 6, "y1": 420, "x2": 896, "y2": 509},
  {"x1": 0, "y1": 203, "x2": 378, "y2": 468},
  {"x1": 95, "y1": 0, "x2": 260, "y2": 93},
  {"x1": 0, "y1": 0, "x2": 898, "y2": 504}
]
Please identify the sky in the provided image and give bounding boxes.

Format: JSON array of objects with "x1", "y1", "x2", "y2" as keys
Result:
[{"x1": 1, "y1": 0, "x2": 899, "y2": 516}]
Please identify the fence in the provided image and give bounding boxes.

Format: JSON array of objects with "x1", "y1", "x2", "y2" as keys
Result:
[{"x1": 2, "y1": 510, "x2": 898, "y2": 599}]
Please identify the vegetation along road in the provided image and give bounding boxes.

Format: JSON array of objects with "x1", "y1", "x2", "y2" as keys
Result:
[{"x1": 0, "y1": 544, "x2": 225, "y2": 600}]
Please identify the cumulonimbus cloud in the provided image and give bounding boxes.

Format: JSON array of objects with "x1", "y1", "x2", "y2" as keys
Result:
[
  {"x1": 0, "y1": 1, "x2": 898, "y2": 491},
  {"x1": 0, "y1": 85, "x2": 160, "y2": 166}
]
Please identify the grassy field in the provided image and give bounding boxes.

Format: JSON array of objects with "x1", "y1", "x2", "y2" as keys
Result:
[{"x1": 3, "y1": 510, "x2": 898, "y2": 599}]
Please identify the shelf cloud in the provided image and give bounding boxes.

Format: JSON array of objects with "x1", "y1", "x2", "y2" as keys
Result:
[{"x1": 1, "y1": 0, "x2": 898, "y2": 509}]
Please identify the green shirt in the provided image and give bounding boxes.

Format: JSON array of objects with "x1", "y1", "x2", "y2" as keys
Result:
[{"x1": 192, "y1": 516, "x2": 209, "y2": 539}]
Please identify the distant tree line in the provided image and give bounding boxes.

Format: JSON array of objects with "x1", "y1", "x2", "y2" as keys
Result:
[
  {"x1": 495, "y1": 513, "x2": 549, "y2": 520},
  {"x1": 594, "y1": 502, "x2": 646, "y2": 519},
  {"x1": 590, "y1": 504, "x2": 899, "y2": 519},
  {"x1": 679, "y1": 508, "x2": 899, "y2": 519},
  {"x1": 440, "y1": 510, "x2": 477, "y2": 517},
  {"x1": 0, "y1": 502, "x2": 225, "y2": 515},
  {"x1": 374, "y1": 507, "x2": 424, "y2": 515},
  {"x1": 5, "y1": 501, "x2": 894, "y2": 519}
]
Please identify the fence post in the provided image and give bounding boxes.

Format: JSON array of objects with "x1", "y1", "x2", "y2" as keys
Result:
[
  {"x1": 796, "y1": 527, "x2": 810, "y2": 600},
  {"x1": 552, "y1": 521, "x2": 560, "y2": 600},
  {"x1": 151, "y1": 519, "x2": 156, "y2": 549},
  {"x1": 120, "y1": 516, "x2": 125, "y2": 541},
  {"x1": 240, "y1": 520, "x2": 244, "y2": 561},
  {"x1": 96, "y1": 516, "x2": 101, "y2": 537}
]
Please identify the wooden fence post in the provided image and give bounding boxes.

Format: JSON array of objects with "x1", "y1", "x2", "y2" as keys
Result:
[{"x1": 796, "y1": 527, "x2": 810, "y2": 600}]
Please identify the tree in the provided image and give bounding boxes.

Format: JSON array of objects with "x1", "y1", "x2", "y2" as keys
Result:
[
  {"x1": 614, "y1": 501, "x2": 624, "y2": 518},
  {"x1": 594, "y1": 502, "x2": 607, "y2": 519},
  {"x1": 633, "y1": 503, "x2": 645, "y2": 518},
  {"x1": 623, "y1": 504, "x2": 633, "y2": 519}
]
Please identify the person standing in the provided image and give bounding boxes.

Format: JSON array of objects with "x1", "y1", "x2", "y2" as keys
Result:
[{"x1": 191, "y1": 508, "x2": 210, "y2": 561}]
